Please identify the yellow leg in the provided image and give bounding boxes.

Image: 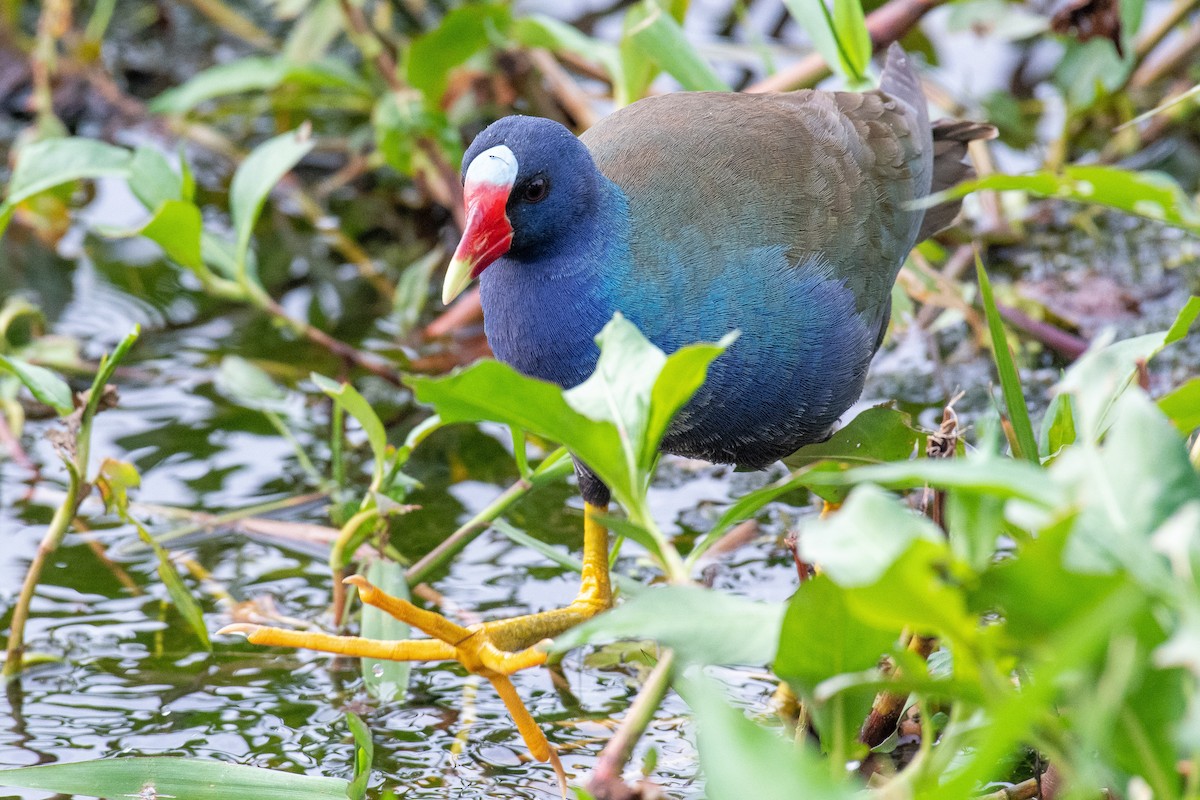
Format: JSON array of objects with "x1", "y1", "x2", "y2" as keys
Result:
[{"x1": 219, "y1": 502, "x2": 613, "y2": 766}]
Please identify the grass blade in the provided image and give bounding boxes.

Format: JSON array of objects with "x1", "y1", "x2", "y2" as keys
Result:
[{"x1": 976, "y1": 255, "x2": 1039, "y2": 463}]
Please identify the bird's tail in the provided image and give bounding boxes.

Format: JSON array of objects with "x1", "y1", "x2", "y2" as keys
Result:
[
  {"x1": 879, "y1": 43, "x2": 929, "y2": 134},
  {"x1": 881, "y1": 44, "x2": 998, "y2": 239},
  {"x1": 917, "y1": 119, "x2": 998, "y2": 240}
]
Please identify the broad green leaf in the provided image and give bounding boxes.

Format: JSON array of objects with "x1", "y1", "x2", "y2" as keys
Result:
[
  {"x1": 313, "y1": 374, "x2": 388, "y2": 490},
  {"x1": 1058, "y1": 296, "x2": 1198, "y2": 441},
  {"x1": 230, "y1": 128, "x2": 315, "y2": 279},
  {"x1": 784, "y1": 406, "x2": 921, "y2": 470},
  {"x1": 550, "y1": 585, "x2": 783, "y2": 665},
  {"x1": 626, "y1": 4, "x2": 730, "y2": 92},
  {"x1": 783, "y1": 0, "x2": 871, "y2": 84},
  {"x1": 1158, "y1": 377, "x2": 1200, "y2": 433},
  {"x1": 410, "y1": 315, "x2": 727, "y2": 513},
  {"x1": 616, "y1": 2, "x2": 660, "y2": 106},
  {"x1": 845, "y1": 537, "x2": 976, "y2": 650},
  {"x1": 977, "y1": 258, "x2": 1038, "y2": 462},
  {"x1": 406, "y1": 4, "x2": 512, "y2": 104},
  {"x1": 0, "y1": 757, "x2": 347, "y2": 800},
  {"x1": 919, "y1": 167, "x2": 1200, "y2": 235},
  {"x1": 830, "y1": 458, "x2": 1062, "y2": 506},
  {"x1": 0, "y1": 355, "x2": 72, "y2": 415},
  {"x1": 1056, "y1": 391, "x2": 1200, "y2": 588},
  {"x1": 679, "y1": 677, "x2": 860, "y2": 800},
  {"x1": 127, "y1": 147, "x2": 184, "y2": 210},
  {"x1": 775, "y1": 575, "x2": 901, "y2": 756},
  {"x1": 150, "y1": 56, "x2": 371, "y2": 114},
  {"x1": 782, "y1": 405, "x2": 923, "y2": 503},
  {"x1": 98, "y1": 199, "x2": 205, "y2": 271},
  {"x1": 0, "y1": 137, "x2": 133, "y2": 236},
  {"x1": 798, "y1": 484, "x2": 944, "y2": 587},
  {"x1": 360, "y1": 559, "x2": 411, "y2": 701}
]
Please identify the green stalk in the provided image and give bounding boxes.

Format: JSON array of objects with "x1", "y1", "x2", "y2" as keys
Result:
[
  {"x1": 3, "y1": 328, "x2": 140, "y2": 679},
  {"x1": 585, "y1": 649, "x2": 676, "y2": 795},
  {"x1": 405, "y1": 453, "x2": 573, "y2": 585},
  {"x1": 3, "y1": 466, "x2": 81, "y2": 679}
]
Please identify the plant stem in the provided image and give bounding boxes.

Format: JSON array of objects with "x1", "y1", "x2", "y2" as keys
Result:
[
  {"x1": 405, "y1": 457, "x2": 573, "y2": 585},
  {"x1": 3, "y1": 472, "x2": 83, "y2": 679},
  {"x1": 586, "y1": 649, "x2": 675, "y2": 798}
]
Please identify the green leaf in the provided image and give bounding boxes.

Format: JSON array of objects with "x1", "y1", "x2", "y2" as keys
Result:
[
  {"x1": 679, "y1": 677, "x2": 860, "y2": 800},
  {"x1": 783, "y1": 0, "x2": 871, "y2": 83},
  {"x1": 0, "y1": 354, "x2": 73, "y2": 415},
  {"x1": 798, "y1": 484, "x2": 944, "y2": 587},
  {"x1": 98, "y1": 199, "x2": 205, "y2": 271},
  {"x1": 360, "y1": 559, "x2": 411, "y2": 701},
  {"x1": 97, "y1": 457, "x2": 141, "y2": 514},
  {"x1": 372, "y1": 94, "x2": 461, "y2": 176},
  {"x1": 345, "y1": 712, "x2": 374, "y2": 800},
  {"x1": 1057, "y1": 296, "x2": 1198, "y2": 441},
  {"x1": 410, "y1": 314, "x2": 728, "y2": 513},
  {"x1": 550, "y1": 585, "x2": 783, "y2": 665},
  {"x1": 919, "y1": 167, "x2": 1200, "y2": 235},
  {"x1": 128, "y1": 147, "x2": 185, "y2": 210},
  {"x1": 1158, "y1": 377, "x2": 1200, "y2": 434},
  {"x1": 230, "y1": 127, "x2": 315, "y2": 280},
  {"x1": 1056, "y1": 391, "x2": 1200, "y2": 588},
  {"x1": 1039, "y1": 392, "x2": 1077, "y2": 459},
  {"x1": 511, "y1": 15, "x2": 620, "y2": 79},
  {"x1": 405, "y1": 4, "x2": 512, "y2": 104},
  {"x1": 831, "y1": 458, "x2": 1061, "y2": 506},
  {"x1": 775, "y1": 575, "x2": 900, "y2": 756},
  {"x1": 626, "y1": 3, "x2": 730, "y2": 92},
  {"x1": 782, "y1": 405, "x2": 922, "y2": 502},
  {"x1": 150, "y1": 56, "x2": 371, "y2": 115},
  {"x1": 392, "y1": 247, "x2": 444, "y2": 338},
  {"x1": 0, "y1": 757, "x2": 348, "y2": 800},
  {"x1": 616, "y1": 3, "x2": 659, "y2": 106},
  {"x1": 977, "y1": 257, "x2": 1038, "y2": 462},
  {"x1": 134, "y1": 516, "x2": 213, "y2": 651},
  {"x1": 313, "y1": 374, "x2": 388, "y2": 491},
  {"x1": 0, "y1": 137, "x2": 133, "y2": 236}
]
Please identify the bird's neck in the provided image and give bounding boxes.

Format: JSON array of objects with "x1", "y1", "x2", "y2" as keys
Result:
[{"x1": 480, "y1": 179, "x2": 631, "y2": 389}]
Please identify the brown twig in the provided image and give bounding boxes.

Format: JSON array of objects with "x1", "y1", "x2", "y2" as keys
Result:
[
  {"x1": 425, "y1": 287, "x2": 485, "y2": 339},
  {"x1": 1129, "y1": 22, "x2": 1200, "y2": 89},
  {"x1": 747, "y1": 0, "x2": 948, "y2": 93},
  {"x1": 529, "y1": 49, "x2": 600, "y2": 129},
  {"x1": 258, "y1": 297, "x2": 405, "y2": 386},
  {"x1": 976, "y1": 777, "x2": 1041, "y2": 800},
  {"x1": 994, "y1": 302, "x2": 1089, "y2": 362}
]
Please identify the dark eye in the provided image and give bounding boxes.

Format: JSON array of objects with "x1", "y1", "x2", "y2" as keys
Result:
[{"x1": 522, "y1": 177, "x2": 549, "y2": 203}]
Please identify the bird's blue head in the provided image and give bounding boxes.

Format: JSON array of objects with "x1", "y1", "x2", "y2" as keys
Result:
[{"x1": 442, "y1": 116, "x2": 606, "y2": 304}]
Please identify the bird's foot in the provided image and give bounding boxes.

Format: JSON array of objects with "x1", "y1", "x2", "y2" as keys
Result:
[{"x1": 219, "y1": 572, "x2": 612, "y2": 784}]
